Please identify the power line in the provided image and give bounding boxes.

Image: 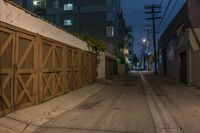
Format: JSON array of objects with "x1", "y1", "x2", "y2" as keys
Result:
[
  {"x1": 156, "y1": 0, "x2": 172, "y2": 32},
  {"x1": 160, "y1": 0, "x2": 179, "y2": 32},
  {"x1": 160, "y1": 0, "x2": 163, "y2": 5},
  {"x1": 124, "y1": 12, "x2": 145, "y2": 16}
]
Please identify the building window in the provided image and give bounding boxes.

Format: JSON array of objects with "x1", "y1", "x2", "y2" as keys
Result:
[
  {"x1": 64, "y1": 19, "x2": 73, "y2": 26},
  {"x1": 53, "y1": 0, "x2": 59, "y2": 8},
  {"x1": 106, "y1": 26, "x2": 114, "y2": 37},
  {"x1": 64, "y1": 3, "x2": 73, "y2": 11},
  {"x1": 33, "y1": 0, "x2": 45, "y2": 9}
]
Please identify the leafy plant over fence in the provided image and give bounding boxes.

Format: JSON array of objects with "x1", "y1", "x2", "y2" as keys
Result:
[{"x1": 73, "y1": 33, "x2": 106, "y2": 55}]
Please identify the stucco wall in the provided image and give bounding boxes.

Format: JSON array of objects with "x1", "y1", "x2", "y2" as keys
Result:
[
  {"x1": 188, "y1": 0, "x2": 200, "y2": 27},
  {"x1": 97, "y1": 51, "x2": 116, "y2": 79},
  {"x1": 159, "y1": 31, "x2": 190, "y2": 84},
  {"x1": 191, "y1": 51, "x2": 200, "y2": 87},
  {"x1": 117, "y1": 64, "x2": 125, "y2": 75},
  {"x1": 163, "y1": 28, "x2": 200, "y2": 87},
  {"x1": 166, "y1": 55, "x2": 180, "y2": 81},
  {"x1": 0, "y1": 0, "x2": 88, "y2": 51},
  {"x1": 189, "y1": 28, "x2": 200, "y2": 87},
  {"x1": 97, "y1": 52, "x2": 106, "y2": 79}
]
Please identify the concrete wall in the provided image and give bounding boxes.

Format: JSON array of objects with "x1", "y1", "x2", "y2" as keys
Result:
[
  {"x1": 97, "y1": 52, "x2": 106, "y2": 79},
  {"x1": 0, "y1": 0, "x2": 88, "y2": 51},
  {"x1": 160, "y1": 28, "x2": 200, "y2": 88},
  {"x1": 117, "y1": 64, "x2": 125, "y2": 75},
  {"x1": 159, "y1": 23, "x2": 191, "y2": 82},
  {"x1": 188, "y1": 0, "x2": 200, "y2": 27},
  {"x1": 191, "y1": 50, "x2": 200, "y2": 87},
  {"x1": 97, "y1": 51, "x2": 116, "y2": 79},
  {"x1": 189, "y1": 28, "x2": 200, "y2": 87},
  {"x1": 158, "y1": 2, "x2": 200, "y2": 88}
]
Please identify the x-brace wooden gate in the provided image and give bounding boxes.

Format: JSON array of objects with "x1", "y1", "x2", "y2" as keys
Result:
[
  {"x1": 0, "y1": 22, "x2": 97, "y2": 116},
  {"x1": 0, "y1": 27, "x2": 36, "y2": 116},
  {"x1": 39, "y1": 39, "x2": 64, "y2": 102}
]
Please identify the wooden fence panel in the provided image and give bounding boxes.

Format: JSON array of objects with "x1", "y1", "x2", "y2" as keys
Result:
[
  {"x1": 0, "y1": 27, "x2": 15, "y2": 116},
  {"x1": 91, "y1": 54, "x2": 97, "y2": 83},
  {"x1": 0, "y1": 22, "x2": 97, "y2": 116},
  {"x1": 85, "y1": 53, "x2": 90, "y2": 85},
  {"x1": 81, "y1": 52, "x2": 88, "y2": 87},
  {"x1": 72, "y1": 50, "x2": 82, "y2": 90},
  {"x1": 39, "y1": 39, "x2": 53, "y2": 102},
  {"x1": 39, "y1": 39, "x2": 64, "y2": 102},
  {"x1": 64, "y1": 48, "x2": 73, "y2": 93},
  {"x1": 14, "y1": 32, "x2": 36, "y2": 110},
  {"x1": 53, "y1": 43, "x2": 64, "y2": 97}
]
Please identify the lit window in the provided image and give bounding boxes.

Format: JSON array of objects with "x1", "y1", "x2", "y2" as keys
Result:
[
  {"x1": 53, "y1": 0, "x2": 59, "y2": 8},
  {"x1": 106, "y1": 26, "x2": 114, "y2": 37},
  {"x1": 33, "y1": 1, "x2": 38, "y2": 6},
  {"x1": 64, "y1": 19, "x2": 73, "y2": 26},
  {"x1": 64, "y1": 3, "x2": 73, "y2": 11},
  {"x1": 33, "y1": 0, "x2": 45, "y2": 10}
]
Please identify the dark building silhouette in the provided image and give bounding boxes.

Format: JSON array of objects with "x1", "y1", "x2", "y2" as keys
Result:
[{"x1": 11, "y1": 0, "x2": 128, "y2": 55}]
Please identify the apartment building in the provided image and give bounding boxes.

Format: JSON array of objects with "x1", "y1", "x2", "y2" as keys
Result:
[
  {"x1": 11, "y1": 0, "x2": 128, "y2": 78},
  {"x1": 12, "y1": 0, "x2": 126, "y2": 54}
]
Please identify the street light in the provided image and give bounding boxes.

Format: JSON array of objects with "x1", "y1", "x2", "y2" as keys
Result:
[
  {"x1": 142, "y1": 38, "x2": 147, "y2": 70},
  {"x1": 142, "y1": 39, "x2": 146, "y2": 43}
]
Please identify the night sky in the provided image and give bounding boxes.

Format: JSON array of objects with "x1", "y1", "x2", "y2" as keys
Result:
[{"x1": 121, "y1": 0, "x2": 186, "y2": 57}]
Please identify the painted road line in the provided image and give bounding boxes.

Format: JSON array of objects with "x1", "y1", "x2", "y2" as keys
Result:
[{"x1": 140, "y1": 73, "x2": 182, "y2": 133}]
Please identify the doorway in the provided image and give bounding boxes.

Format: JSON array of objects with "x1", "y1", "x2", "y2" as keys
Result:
[
  {"x1": 162, "y1": 49, "x2": 167, "y2": 76},
  {"x1": 179, "y1": 52, "x2": 187, "y2": 84}
]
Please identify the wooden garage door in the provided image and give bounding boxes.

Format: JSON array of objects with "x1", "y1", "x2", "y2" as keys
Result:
[
  {"x1": 89, "y1": 54, "x2": 96, "y2": 84},
  {"x1": 0, "y1": 27, "x2": 15, "y2": 116},
  {"x1": 64, "y1": 48, "x2": 73, "y2": 92},
  {"x1": 72, "y1": 50, "x2": 82, "y2": 90},
  {"x1": 0, "y1": 28, "x2": 36, "y2": 115},
  {"x1": 14, "y1": 32, "x2": 36, "y2": 110},
  {"x1": 39, "y1": 40, "x2": 64, "y2": 102},
  {"x1": 91, "y1": 54, "x2": 97, "y2": 83},
  {"x1": 81, "y1": 52, "x2": 89, "y2": 86}
]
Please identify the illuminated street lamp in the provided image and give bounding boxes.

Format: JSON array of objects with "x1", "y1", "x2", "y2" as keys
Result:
[
  {"x1": 142, "y1": 38, "x2": 147, "y2": 70},
  {"x1": 142, "y1": 39, "x2": 146, "y2": 43}
]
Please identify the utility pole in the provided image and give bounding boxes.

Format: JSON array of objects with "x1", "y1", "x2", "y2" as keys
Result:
[
  {"x1": 146, "y1": 29, "x2": 150, "y2": 71},
  {"x1": 143, "y1": 43, "x2": 146, "y2": 70},
  {"x1": 145, "y1": 4, "x2": 161, "y2": 74}
]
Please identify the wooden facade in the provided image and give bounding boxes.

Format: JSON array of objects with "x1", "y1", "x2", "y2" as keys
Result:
[{"x1": 0, "y1": 22, "x2": 97, "y2": 116}]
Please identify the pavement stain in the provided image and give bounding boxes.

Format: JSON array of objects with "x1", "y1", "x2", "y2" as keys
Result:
[{"x1": 78, "y1": 99, "x2": 104, "y2": 110}]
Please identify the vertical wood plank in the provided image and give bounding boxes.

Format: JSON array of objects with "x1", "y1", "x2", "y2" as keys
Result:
[{"x1": 34, "y1": 34, "x2": 39, "y2": 105}]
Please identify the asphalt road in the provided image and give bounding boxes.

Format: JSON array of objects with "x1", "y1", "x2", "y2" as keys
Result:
[{"x1": 35, "y1": 73, "x2": 156, "y2": 133}]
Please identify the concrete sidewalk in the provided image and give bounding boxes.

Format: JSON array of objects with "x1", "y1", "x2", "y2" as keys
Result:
[
  {"x1": 0, "y1": 84, "x2": 105, "y2": 133},
  {"x1": 144, "y1": 72, "x2": 200, "y2": 133}
]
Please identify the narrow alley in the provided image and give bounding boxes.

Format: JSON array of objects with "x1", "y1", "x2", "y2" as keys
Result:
[
  {"x1": 33, "y1": 72, "x2": 200, "y2": 133},
  {"x1": 1, "y1": 0, "x2": 200, "y2": 133}
]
